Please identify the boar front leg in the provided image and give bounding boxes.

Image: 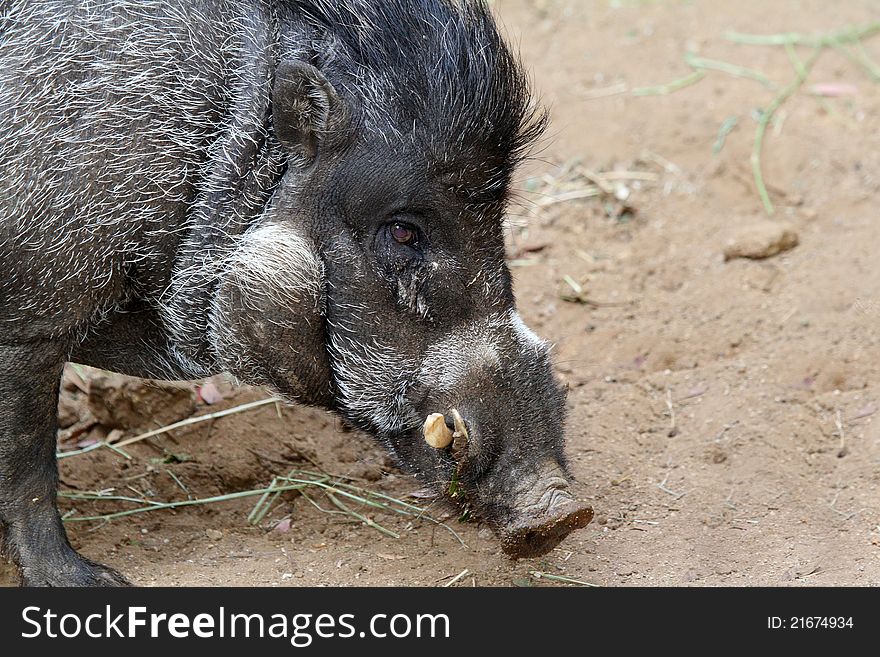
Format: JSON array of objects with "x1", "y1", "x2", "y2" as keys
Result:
[{"x1": 0, "y1": 342, "x2": 129, "y2": 586}]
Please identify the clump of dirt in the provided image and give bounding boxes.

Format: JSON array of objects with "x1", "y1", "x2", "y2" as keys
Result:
[{"x1": 723, "y1": 220, "x2": 799, "y2": 261}]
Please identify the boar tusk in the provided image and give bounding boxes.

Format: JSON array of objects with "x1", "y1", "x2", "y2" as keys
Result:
[
  {"x1": 449, "y1": 408, "x2": 469, "y2": 457},
  {"x1": 449, "y1": 408, "x2": 468, "y2": 440},
  {"x1": 423, "y1": 413, "x2": 453, "y2": 449}
]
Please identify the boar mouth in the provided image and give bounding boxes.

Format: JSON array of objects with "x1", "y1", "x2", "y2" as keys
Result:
[{"x1": 423, "y1": 410, "x2": 593, "y2": 559}]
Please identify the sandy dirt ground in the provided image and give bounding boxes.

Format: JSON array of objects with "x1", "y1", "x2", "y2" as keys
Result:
[{"x1": 3, "y1": 0, "x2": 879, "y2": 587}]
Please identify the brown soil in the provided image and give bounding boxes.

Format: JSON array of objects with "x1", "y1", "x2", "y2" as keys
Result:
[{"x1": 3, "y1": 0, "x2": 879, "y2": 587}]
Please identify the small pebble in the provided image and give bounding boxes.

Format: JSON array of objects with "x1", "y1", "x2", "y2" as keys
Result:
[{"x1": 723, "y1": 221, "x2": 799, "y2": 260}]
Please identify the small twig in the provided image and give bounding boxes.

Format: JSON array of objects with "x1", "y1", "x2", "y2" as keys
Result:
[
  {"x1": 596, "y1": 170, "x2": 659, "y2": 182},
  {"x1": 298, "y1": 490, "x2": 352, "y2": 521},
  {"x1": 639, "y1": 149, "x2": 682, "y2": 175},
  {"x1": 560, "y1": 274, "x2": 589, "y2": 305},
  {"x1": 843, "y1": 41, "x2": 880, "y2": 81},
  {"x1": 60, "y1": 491, "x2": 164, "y2": 507},
  {"x1": 531, "y1": 571, "x2": 599, "y2": 587},
  {"x1": 724, "y1": 23, "x2": 880, "y2": 48},
  {"x1": 535, "y1": 187, "x2": 601, "y2": 207},
  {"x1": 248, "y1": 476, "x2": 283, "y2": 524},
  {"x1": 166, "y1": 469, "x2": 191, "y2": 500},
  {"x1": 751, "y1": 49, "x2": 821, "y2": 214},
  {"x1": 578, "y1": 82, "x2": 629, "y2": 99},
  {"x1": 684, "y1": 52, "x2": 772, "y2": 86},
  {"x1": 115, "y1": 397, "x2": 279, "y2": 448},
  {"x1": 835, "y1": 410, "x2": 848, "y2": 457},
  {"x1": 443, "y1": 568, "x2": 469, "y2": 588},
  {"x1": 126, "y1": 484, "x2": 148, "y2": 499},
  {"x1": 828, "y1": 492, "x2": 864, "y2": 521},
  {"x1": 325, "y1": 491, "x2": 399, "y2": 539},
  {"x1": 784, "y1": 42, "x2": 807, "y2": 78},
  {"x1": 57, "y1": 439, "x2": 131, "y2": 461},
  {"x1": 580, "y1": 168, "x2": 615, "y2": 195},
  {"x1": 713, "y1": 116, "x2": 739, "y2": 154},
  {"x1": 554, "y1": 548, "x2": 575, "y2": 562},
  {"x1": 656, "y1": 473, "x2": 686, "y2": 500},
  {"x1": 563, "y1": 275, "x2": 583, "y2": 295},
  {"x1": 121, "y1": 471, "x2": 152, "y2": 483},
  {"x1": 105, "y1": 442, "x2": 133, "y2": 460},
  {"x1": 724, "y1": 489, "x2": 738, "y2": 510},
  {"x1": 665, "y1": 389, "x2": 678, "y2": 437},
  {"x1": 632, "y1": 69, "x2": 705, "y2": 96}
]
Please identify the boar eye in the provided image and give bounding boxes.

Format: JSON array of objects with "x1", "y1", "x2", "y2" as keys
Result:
[
  {"x1": 389, "y1": 222, "x2": 416, "y2": 245},
  {"x1": 375, "y1": 219, "x2": 424, "y2": 267}
]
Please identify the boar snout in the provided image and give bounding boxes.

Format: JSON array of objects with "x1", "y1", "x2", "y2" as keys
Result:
[
  {"x1": 490, "y1": 459, "x2": 593, "y2": 559},
  {"x1": 500, "y1": 486, "x2": 594, "y2": 559},
  {"x1": 423, "y1": 406, "x2": 592, "y2": 559}
]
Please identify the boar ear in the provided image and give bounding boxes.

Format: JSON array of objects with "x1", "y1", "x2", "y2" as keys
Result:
[{"x1": 272, "y1": 61, "x2": 340, "y2": 161}]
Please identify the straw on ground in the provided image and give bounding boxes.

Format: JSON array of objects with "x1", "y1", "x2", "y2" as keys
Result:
[{"x1": 61, "y1": 467, "x2": 466, "y2": 547}]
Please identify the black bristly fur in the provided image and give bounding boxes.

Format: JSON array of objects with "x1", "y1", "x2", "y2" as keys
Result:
[
  {"x1": 289, "y1": 0, "x2": 547, "y2": 206},
  {"x1": 0, "y1": 0, "x2": 583, "y2": 586}
]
